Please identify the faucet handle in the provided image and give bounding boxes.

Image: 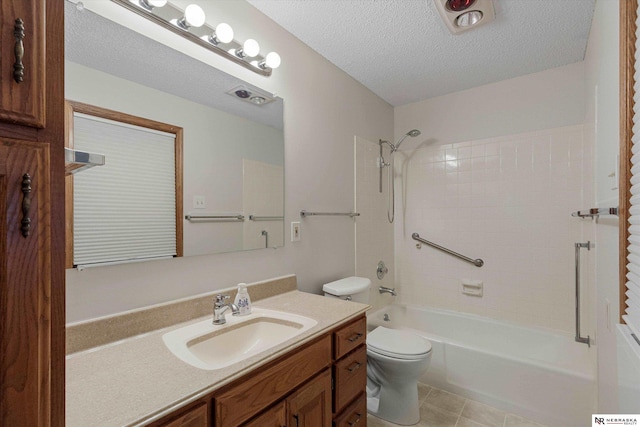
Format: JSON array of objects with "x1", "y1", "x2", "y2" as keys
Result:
[{"x1": 214, "y1": 294, "x2": 230, "y2": 306}]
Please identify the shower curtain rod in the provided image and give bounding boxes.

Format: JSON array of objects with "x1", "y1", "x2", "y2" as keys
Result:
[{"x1": 412, "y1": 233, "x2": 484, "y2": 267}]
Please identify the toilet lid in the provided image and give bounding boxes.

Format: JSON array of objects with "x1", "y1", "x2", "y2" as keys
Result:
[{"x1": 367, "y1": 326, "x2": 431, "y2": 360}]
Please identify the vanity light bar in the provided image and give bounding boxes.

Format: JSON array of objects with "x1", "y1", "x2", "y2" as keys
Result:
[{"x1": 112, "y1": 0, "x2": 280, "y2": 76}]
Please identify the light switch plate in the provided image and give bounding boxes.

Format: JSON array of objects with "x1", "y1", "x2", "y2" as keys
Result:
[{"x1": 291, "y1": 222, "x2": 301, "y2": 242}]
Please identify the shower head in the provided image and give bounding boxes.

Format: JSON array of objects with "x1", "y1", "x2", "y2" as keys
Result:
[{"x1": 393, "y1": 129, "x2": 421, "y2": 151}]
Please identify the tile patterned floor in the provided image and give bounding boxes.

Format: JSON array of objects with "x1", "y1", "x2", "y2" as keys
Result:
[{"x1": 366, "y1": 384, "x2": 546, "y2": 427}]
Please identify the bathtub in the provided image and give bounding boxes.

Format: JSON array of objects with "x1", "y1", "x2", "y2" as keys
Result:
[{"x1": 367, "y1": 304, "x2": 596, "y2": 427}]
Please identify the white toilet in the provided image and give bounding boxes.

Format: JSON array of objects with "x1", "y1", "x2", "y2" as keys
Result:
[{"x1": 323, "y1": 277, "x2": 432, "y2": 426}]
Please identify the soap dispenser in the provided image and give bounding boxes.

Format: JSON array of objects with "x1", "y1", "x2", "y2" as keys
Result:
[{"x1": 234, "y1": 283, "x2": 251, "y2": 316}]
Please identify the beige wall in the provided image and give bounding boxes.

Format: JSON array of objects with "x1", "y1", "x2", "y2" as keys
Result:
[
  {"x1": 394, "y1": 61, "x2": 587, "y2": 149},
  {"x1": 66, "y1": 1, "x2": 393, "y2": 322}
]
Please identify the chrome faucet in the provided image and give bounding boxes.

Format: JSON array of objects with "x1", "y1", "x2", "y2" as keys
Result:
[
  {"x1": 379, "y1": 286, "x2": 397, "y2": 296},
  {"x1": 213, "y1": 294, "x2": 240, "y2": 325}
]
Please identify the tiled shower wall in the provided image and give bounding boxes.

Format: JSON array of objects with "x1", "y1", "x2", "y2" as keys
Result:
[{"x1": 393, "y1": 125, "x2": 595, "y2": 334}]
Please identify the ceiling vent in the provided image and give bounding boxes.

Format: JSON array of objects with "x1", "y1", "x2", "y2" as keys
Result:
[
  {"x1": 434, "y1": 0, "x2": 495, "y2": 35},
  {"x1": 226, "y1": 85, "x2": 275, "y2": 106}
]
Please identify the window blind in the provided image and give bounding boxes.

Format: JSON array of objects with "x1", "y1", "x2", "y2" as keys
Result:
[
  {"x1": 625, "y1": 3, "x2": 640, "y2": 339},
  {"x1": 72, "y1": 113, "x2": 177, "y2": 267}
]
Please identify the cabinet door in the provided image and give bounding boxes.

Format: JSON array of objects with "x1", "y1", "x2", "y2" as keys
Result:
[
  {"x1": 287, "y1": 369, "x2": 332, "y2": 427},
  {"x1": 0, "y1": 0, "x2": 45, "y2": 128},
  {"x1": 0, "y1": 138, "x2": 50, "y2": 426},
  {"x1": 243, "y1": 401, "x2": 286, "y2": 427}
]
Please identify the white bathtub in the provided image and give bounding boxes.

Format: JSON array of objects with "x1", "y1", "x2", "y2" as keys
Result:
[{"x1": 367, "y1": 304, "x2": 596, "y2": 427}]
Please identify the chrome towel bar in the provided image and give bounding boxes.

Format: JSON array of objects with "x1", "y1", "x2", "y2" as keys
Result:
[
  {"x1": 249, "y1": 215, "x2": 284, "y2": 221},
  {"x1": 412, "y1": 233, "x2": 484, "y2": 267},
  {"x1": 185, "y1": 213, "x2": 245, "y2": 221},
  {"x1": 300, "y1": 210, "x2": 360, "y2": 218}
]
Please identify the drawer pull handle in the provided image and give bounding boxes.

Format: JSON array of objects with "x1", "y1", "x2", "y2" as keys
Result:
[
  {"x1": 13, "y1": 18, "x2": 25, "y2": 83},
  {"x1": 347, "y1": 332, "x2": 363, "y2": 342},
  {"x1": 348, "y1": 412, "x2": 362, "y2": 426},
  {"x1": 347, "y1": 361, "x2": 362, "y2": 372}
]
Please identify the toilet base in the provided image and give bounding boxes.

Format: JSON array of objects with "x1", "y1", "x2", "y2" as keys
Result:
[{"x1": 366, "y1": 382, "x2": 420, "y2": 426}]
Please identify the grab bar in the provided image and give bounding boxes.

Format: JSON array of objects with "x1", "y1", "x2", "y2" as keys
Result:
[
  {"x1": 412, "y1": 233, "x2": 484, "y2": 267},
  {"x1": 261, "y1": 230, "x2": 269, "y2": 248},
  {"x1": 575, "y1": 241, "x2": 592, "y2": 347},
  {"x1": 300, "y1": 210, "x2": 360, "y2": 218},
  {"x1": 185, "y1": 213, "x2": 245, "y2": 221}
]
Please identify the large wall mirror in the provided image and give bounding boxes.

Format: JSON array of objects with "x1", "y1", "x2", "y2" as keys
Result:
[{"x1": 64, "y1": 1, "x2": 284, "y2": 265}]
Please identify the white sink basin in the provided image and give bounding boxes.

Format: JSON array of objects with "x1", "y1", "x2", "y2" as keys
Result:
[{"x1": 162, "y1": 308, "x2": 317, "y2": 370}]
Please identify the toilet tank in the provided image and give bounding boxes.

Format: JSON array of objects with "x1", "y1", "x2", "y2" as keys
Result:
[{"x1": 322, "y1": 277, "x2": 371, "y2": 303}]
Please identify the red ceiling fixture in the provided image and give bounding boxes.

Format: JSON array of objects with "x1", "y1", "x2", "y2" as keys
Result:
[
  {"x1": 446, "y1": 0, "x2": 476, "y2": 12},
  {"x1": 434, "y1": 0, "x2": 495, "y2": 34}
]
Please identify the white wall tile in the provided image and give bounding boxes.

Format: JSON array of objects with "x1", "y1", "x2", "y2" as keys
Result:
[{"x1": 393, "y1": 124, "x2": 593, "y2": 334}]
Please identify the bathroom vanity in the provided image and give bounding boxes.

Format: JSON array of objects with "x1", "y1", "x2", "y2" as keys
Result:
[
  {"x1": 66, "y1": 277, "x2": 368, "y2": 426},
  {"x1": 158, "y1": 315, "x2": 366, "y2": 427}
]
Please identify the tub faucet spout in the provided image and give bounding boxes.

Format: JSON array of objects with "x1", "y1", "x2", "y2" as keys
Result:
[{"x1": 379, "y1": 286, "x2": 397, "y2": 296}]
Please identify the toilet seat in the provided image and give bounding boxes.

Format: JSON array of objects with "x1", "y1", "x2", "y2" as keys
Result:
[{"x1": 367, "y1": 326, "x2": 431, "y2": 360}]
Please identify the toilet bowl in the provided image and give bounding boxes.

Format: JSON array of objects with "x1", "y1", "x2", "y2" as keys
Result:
[
  {"x1": 366, "y1": 326, "x2": 432, "y2": 425},
  {"x1": 321, "y1": 277, "x2": 433, "y2": 426}
]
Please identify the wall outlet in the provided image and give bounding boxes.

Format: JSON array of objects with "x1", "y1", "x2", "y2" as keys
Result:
[
  {"x1": 291, "y1": 222, "x2": 301, "y2": 242},
  {"x1": 193, "y1": 195, "x2": 206, "y2": 209}
]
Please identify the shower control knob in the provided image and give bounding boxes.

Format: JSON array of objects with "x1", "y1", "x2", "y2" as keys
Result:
[{"x1": 377, "y1": 261, "x2": 388, "y2": 279}]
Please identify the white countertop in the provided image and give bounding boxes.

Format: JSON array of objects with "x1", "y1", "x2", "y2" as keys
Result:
[{"x1": 65, "y1": 291, "x2": 368, "y2": 426}]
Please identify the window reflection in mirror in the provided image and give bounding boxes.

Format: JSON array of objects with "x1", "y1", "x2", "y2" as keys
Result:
[{"x1": 65, "y1": 101, "x2": 184, "y2": 269}]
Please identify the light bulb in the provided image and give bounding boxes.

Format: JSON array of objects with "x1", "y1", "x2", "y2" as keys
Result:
[
  {"x1": 242, "y1": 39, "x2": 260, "y2": 58},
  {"x1": 215, "y1": 23, "x2": 234, "y2": 43},
  {"x1": 183, "y1": 4, "x2": 205, "y2": 28},
  {"x1": 138, "y1": 0, "x2": 166, "y2": 10},
  {"x1": 264, "y1": 52, "x2": 281, "y2": 69}
]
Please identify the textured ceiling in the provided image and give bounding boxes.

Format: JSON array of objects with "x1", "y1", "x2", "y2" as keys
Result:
[
  {"x1": 247, "y1": 0, "x2": 595, "y2": 107},
  {"x1": 65, "y1": 2, "x2": 283, "y2": 130}
]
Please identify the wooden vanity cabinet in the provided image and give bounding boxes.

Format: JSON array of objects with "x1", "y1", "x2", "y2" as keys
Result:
[
  {"x1": 332, "y1": 317, "x2": 367, "y2": 427},
  {"x1": 162, "y1": 403, "x2": 210, "y2": 427},
  {"x1": 0, "y1": 1, "x2": 65, "y2": 426},
  {"x1": 243, "y1": 401, "x2": 286, "y2": 427},
  {"x1": 153, "y1": 314, "x2": 367, "y2": 427},
  {"x1": 0, "y1": 0, "x2": 46, "y2": 128},
  {"x1": 215, "y1": 335, "x2": 332, "y2": 426}
]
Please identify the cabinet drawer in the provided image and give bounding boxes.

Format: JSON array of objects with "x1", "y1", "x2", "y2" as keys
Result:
[
  {"x1": 242, "y1": 401, "x2": 285, "y2": 427},
  {"x1": 162, "y1": 403, "x2": 208, "y2": 427},
  {"x1": 333, "y1": 345, "x2": 367, "y2": 414},
  {"x1": 334, "y1": 316, "x2": 366, "y2": 360},
  {"x1": 215, "y1": 335, "x2": 331, "y2": 427},
  {"x1": 333, "y1": 393, "x2": 366, "y2": 427}
]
